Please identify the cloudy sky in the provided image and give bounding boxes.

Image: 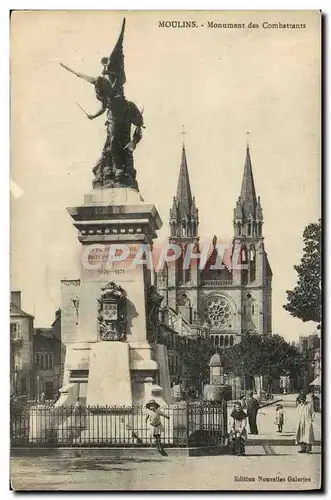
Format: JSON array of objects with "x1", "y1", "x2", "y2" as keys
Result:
[{"x1": 11, "y1": 10, "x2": 321, "y2": 340}]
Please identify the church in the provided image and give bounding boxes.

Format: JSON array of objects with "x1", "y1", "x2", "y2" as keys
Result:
[{"x1": 156, "y1": 143, "x2": 273, "y2": 348}]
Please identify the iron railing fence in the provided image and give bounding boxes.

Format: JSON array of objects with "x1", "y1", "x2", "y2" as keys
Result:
[{"x1": 11, "y1": 401, "x2": 228, "y2": 448}]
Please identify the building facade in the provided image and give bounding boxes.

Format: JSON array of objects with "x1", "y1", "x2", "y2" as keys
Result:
[
  {"x1": 33, "y1": 309, "x2": 63, "y2": 400},
  {"x1": 33, "y1": 331, "x2": 61, "y2": 400},
  {"x1": 157, "y1": 144, "x2": 273, "y2": 348},
  {"x1": 297, "y1": 333, "x2": 321, "y2": 389},
  {"x1": 10, "y1": 291, "x2": 34, "y2": 398}
]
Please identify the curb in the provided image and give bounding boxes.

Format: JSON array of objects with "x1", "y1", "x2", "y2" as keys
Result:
[
  {"x1": 11, "y1": 446, "x2": 229, "y2": 459},
  {"x1": 11, "y1": 440, "x2": 321, "y2": 459},
  {"x1": 247, "y1": 439, "x2": 321, "y2": 446}
]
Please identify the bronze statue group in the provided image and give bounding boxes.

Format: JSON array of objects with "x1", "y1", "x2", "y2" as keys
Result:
[{"x1": 61, "y1": 18, "x2": 144, "y2": 191}]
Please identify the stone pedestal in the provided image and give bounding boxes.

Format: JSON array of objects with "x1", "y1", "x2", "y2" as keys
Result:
[
  {"x1": 60, "y1": 187, "x2": 169, "y2": 409},
  {"x1": 203, "y1": 384, "x2": 232, "y2": 402}
]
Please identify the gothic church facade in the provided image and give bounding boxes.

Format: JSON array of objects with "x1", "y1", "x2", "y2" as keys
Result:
[{"x1": 156, "y1": 144, "x2": 272, "y2": 347}]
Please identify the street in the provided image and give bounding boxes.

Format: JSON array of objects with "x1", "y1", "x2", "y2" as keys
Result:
[
  {"x1": 10, "y1": 449, "x2": 321, "y2": 491},
  {"x1": 10, "y1": 395, "x2": 321, "y2": 491}
]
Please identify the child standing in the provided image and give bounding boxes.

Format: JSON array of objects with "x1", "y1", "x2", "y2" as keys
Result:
[
  {"x1": 275, "y1": 403, "x2": 284, "y2": 432},
  {"x1": 145, "y1": 399, "x2": 170, "y2": 455},
  {"x1": 230, "y1": 401, "x2": 247, "y2": 456}
]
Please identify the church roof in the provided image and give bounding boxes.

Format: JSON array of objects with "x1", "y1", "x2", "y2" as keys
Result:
[
  {"x1": 176, "y1": 145, "x2": 193, "y2": 218},
  {"x1": 202, "y1": 237, "x2": 232, "y2": 274},
  {"x1": 240, "y1": 146, "x2": 258, "y2": 218}
]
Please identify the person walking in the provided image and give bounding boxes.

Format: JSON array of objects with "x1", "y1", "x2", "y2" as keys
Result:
[
  {"x1": 229, "y1": 401, "x2": 247, "y2": 456},
  {"x1": 295, "y1": 393, "x2": 315, "y2": 453},
  {"x1": 145, "y1": 400, "x2": 170, "y2": 456},
  {"x1": 246, "y1": 390, "x2": 259, "y2": 435},
  {"x1": 275, "y1": 403, "x2": 284, "y2": 433}
]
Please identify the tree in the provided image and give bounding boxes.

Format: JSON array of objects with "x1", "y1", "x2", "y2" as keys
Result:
[
  {"x1": 284, "y1": 219, "x2": 321, "y2": 328},
  {"x1": 223, "y1": 333, "x2": 300, "y2": 392},
  {"x1": 181, "y1": 337, "x2": 215, "y2": 391}
]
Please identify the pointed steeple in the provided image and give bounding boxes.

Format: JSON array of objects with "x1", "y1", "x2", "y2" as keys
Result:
[
  {"x1": 256, "y1": 196, "x2": 263, "y2": 220},
  {"x1": 169, "y1": 143, "x2": 198, "y2": 239},
  {"x1": 233, "y1": 145, "x2": 263, "y2": 238},
  {"x1": 240, "y1": 146, "x2": 257, "y2": 218},
  {"x1": 176, "y1": 145, "x2": 193, "y2": 218},
  {"x1": 170, "y1": 196, "x2": 178, "y2": 219}
]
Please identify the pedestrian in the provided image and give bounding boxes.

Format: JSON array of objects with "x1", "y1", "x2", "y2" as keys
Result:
[
  {"x1": 241, "y1": 394, "x2": 247, "y2": 409},
  {"x1": 229, "y1": 401, "x2": 247, "y2": 456},
  {"x1": 145, "y1": 399, "x2": 170, "y2": 456},
  {"x1": 312, "y1": 393, "x2": 320, "y2": 413},
  {"x1": 275, "y1": 403, "x2": 284, "y2": 433},
  {"x1": 295, "y1": 393, "x2": 315, "y2": 453},
  {"x1": 246, "y1": 390, "x2": 259, "y2": 435}
]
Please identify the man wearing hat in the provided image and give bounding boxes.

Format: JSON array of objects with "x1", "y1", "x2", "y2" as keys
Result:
[
  {"x1": 145, "y1": 400, "x2": 170, "y2": 455},
  {"x1": 246, "y1": 391, "x2": 259, "y2": 434}
]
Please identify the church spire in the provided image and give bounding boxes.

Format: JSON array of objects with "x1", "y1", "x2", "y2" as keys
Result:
[
  {"x1": 176, "y1": 145, "x2": 193, "y2": 218},
  {"x1": 240, "y1": 146, "x2": 257, "y2": 219},
  {"x1": 234, "y1": 145, "x2": 263, "y2": 238},
  {"x1": 169, "y1": 143, "x2": 198, "y2": 238}
]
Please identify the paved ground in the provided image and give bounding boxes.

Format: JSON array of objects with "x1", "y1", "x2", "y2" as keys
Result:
[
  {"x1": 10, "y1": 449, "x2": 321, "y2": 491},
  {"x1": 246, "y1": 393, "x2": 321, "y2": 444},
  {"x1": 10, "y1": 394, "x2": 322, "y2": 491}
]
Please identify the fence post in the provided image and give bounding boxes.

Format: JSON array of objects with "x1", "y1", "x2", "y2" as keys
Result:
[
  {"x1": 185, "y1": 400, "x2": 190, "y2": 447},
  {"x1": 222, "y1": 399, "x2": 228, "y2": 445}
]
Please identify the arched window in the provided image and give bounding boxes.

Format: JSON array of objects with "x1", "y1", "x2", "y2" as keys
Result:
[
  {"x1": 237, "y1": 222, "x2": 242, "y2": 236},
  {"x1": 220, "y1": 335, "x2": 224, "y2": 346},
  {"x1": 247, "y1": 223, "x2": 251, "y2": 236},
  {"x1": 249, "y1": 245, "x2": 256, "y2": 282},
  {"x1": 250, "y1": 246, "x2": 256, "y2": 262},
  {"x1": 230, "y1": 335, "x2": 234, "y2": 346},
  {"x1": 252, "y1": 305, "x2": 254, "y2": 315},
  {"x1": 215, "y1": 335, "x2": 219, "y2": 347},
  {"x1": 225, "y1": 335, "x2": 229, "y2": 347},
  {"x1": 184, "y1": 265, "x2": 191, "y2": 284}
]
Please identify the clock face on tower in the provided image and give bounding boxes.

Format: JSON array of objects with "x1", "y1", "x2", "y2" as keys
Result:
[{"x1": 204, "y1": 295, "x2": 233, "y2": 330}]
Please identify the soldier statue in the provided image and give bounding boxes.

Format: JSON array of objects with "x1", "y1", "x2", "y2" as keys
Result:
[{"x1": 61, "y1": 18, "x2": 144, "y2": 190}]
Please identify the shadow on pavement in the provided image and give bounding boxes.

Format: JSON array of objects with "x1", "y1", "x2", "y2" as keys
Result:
[{"x1": 61, "y1": 457, "x2": 167, "y2": 473}]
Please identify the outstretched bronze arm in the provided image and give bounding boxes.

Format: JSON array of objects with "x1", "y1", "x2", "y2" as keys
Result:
[
  {"x1": 87, "y1": 103, "x2": 107, "y2": 120},
  {"x1": 60, "y1": 63, "x2": 96, "y2": 84}
]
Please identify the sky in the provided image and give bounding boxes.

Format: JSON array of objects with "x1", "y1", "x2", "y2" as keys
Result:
[{"x1": 10, "y1": 10, "x2": 321, "y2": 340}]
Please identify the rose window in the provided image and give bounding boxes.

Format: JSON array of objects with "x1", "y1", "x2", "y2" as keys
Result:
[{"x1": 204, "y1": 296, "x2": 233, "y2": 329}]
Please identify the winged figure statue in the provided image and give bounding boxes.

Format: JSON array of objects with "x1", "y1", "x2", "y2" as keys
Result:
[{"x1": 61, "y1": 18, "x2": 144, "y2": 190}]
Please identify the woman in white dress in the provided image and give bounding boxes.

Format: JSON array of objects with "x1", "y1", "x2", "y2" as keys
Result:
[{"x1": 295, "y1": 393, "x2": 315, "y2": 453}]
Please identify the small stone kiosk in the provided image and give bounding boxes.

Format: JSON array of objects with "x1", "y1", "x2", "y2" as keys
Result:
[
  {"x1": 43, "y1": 19, "x2": 174, "y2": 444},
  {"x1": 203, "y1": 353, "x2": 232, "y2": 402}
]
